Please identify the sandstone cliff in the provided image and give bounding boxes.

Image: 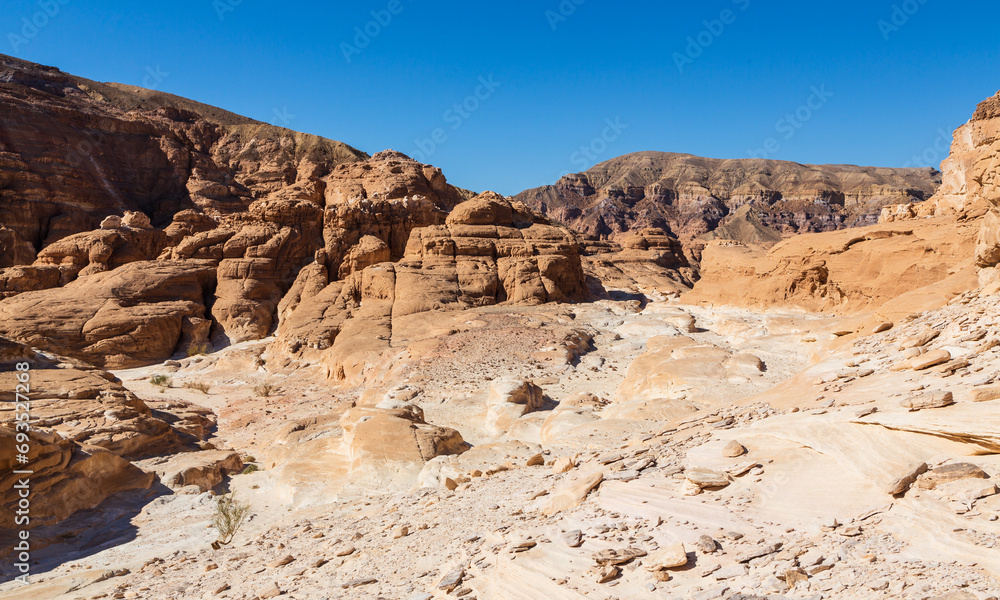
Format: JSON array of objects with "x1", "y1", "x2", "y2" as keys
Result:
[
  {"x1": 687, "y1": 92, "x2": 1000, "y2": 314},
  {"x1": 270, "y1": 192, "x2": 589, "y2": 383},
  {"x1": 878, "y1": 90, "x2": 1000, "y2": 292}
]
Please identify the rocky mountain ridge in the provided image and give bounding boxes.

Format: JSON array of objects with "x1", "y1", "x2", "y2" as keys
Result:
[{"x1": 516, "y1": 151, "x2": 940, "y2": 262}]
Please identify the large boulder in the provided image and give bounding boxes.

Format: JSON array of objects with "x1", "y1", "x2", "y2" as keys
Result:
[
  {"x1": 339, "y1": 404, "x2": 468, "y2": 486},
  {"x1": 485, "y1": 378, "x2": 544, "y2": 434}
]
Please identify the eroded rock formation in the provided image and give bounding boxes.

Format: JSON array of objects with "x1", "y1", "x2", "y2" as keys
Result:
[
  {"x1": 0, "y1": 338, "x2": 212, "y2": 531},
  {"x1": 271, "y1": 192, "x2": 589, "y2": 382},
  {"x1": 0, "y1": 53, "x2": 478, "y2": 364}
]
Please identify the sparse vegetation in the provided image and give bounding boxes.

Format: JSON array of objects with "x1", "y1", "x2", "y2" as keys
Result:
[
  {"x1": 243, "y1": 455, "x2": 256, "y2": 463},
  {"x1": 241, "y1": 464, "x2": 259, "y2": 475},
  {"x1": 253, "y1": 382, "x2": 276, "y2": 397},
  {"x1": 184, "y1": 381, "x2": 211, "y2": 394},
  {"x1": 149, "y1": 374, "x2": 172, "y2": 387},
  {"x1": 212, "y1": 493, "x2": 251, "y2": 546},
  {"x1": 186, "y1": 341, "x2": 210, "y2": 357}
]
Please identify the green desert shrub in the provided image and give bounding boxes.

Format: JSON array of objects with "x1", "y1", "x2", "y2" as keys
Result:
[
  {"x1": 150, "y1": 374, "x2": 172, "y2": 387},
  {"x1": 212, "y1": 493, "x2": 251, "y2": 546}
]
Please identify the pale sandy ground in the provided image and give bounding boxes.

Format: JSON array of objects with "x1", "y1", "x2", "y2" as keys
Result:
[{"x1": 2, "y1": 295, "x2": 999, "y2": 600}]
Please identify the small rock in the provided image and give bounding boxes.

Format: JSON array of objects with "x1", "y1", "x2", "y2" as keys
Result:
[
  {"x1": 885, "y1": 462, "x2": 929, "y2": 495},
  {"x1": 917, "y1": 463, "x2": 989, "y2": 489},
  {"x1": 645, "y1": 543, "x2": 688, "y2": 569},
  {"x1": 595, "y1": 564, "x2": 620, "y2": 583},
  {"x1": 526, "y1": 453, "x2": 545, "y2": 467},
  {"x1": 714, "y1": 564, "x2": 748, "y2": 580},
  {"x1": 255, "y1": 582, "x2": 281, "y2": 598},
  {"x1": 783, "y1": 568, "x2": 808, "y2": 588},
  {"x1": 937, "y1": 478, "x2": 998, "y2": 503},
  {"x1": 873, "y1": 322, "x2": 893, "y2": 333},
  {"x1": 970, "y1": 385, "x2": 1000, "y2": 403},
  {"x1": 561, "y1": 530, "x2": 583, "y2": 548},
  {"x1": 436, "y1": 566, "x2": 465, "y2": 592},
  {"x1": 695, "y1": 535, "x2": 718, "y2": 553},
  {"x1": 900, "y1": 391, "x2": 954, "y2": 411},
  {"x1": 551, "y1": 456, "x2": 576, "y2": 473},
  {"x1": 267, "y1": 555, "x2": 294, "y2": 568},
  {"x1": 686, "y1": 467, "x2": 730, "y2": 488},
  {"x1": 911, "y1": 349, "x2": 953, "y2": 370},
  {"x1": 736, "y1": 542, "x2": 782, "y2": 563},
  {"x1": 722, "y1": 440, "x2": 747, "y2": 458},
  {"x1": 593, "y1": 547, "x2": 646, "y2": 566}
]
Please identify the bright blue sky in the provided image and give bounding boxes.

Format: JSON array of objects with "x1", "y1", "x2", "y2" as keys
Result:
[{"x1": 3, "y1": 1, "x2": 999, "y2": 194}]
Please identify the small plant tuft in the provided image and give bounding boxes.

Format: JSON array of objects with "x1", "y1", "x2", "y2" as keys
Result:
[
  {"x1": 184, "y1": 381, "x2": 211, "y2": 394},
  {"x1": 150, "y1": 374, "x2": 172, "y2": 387},
  {"x1": 212, "y1": 493, "x2": 251, "y2": 546},
  {"x1": 187, "y1": 342, "x2": 210, "y2": 357},
  {"x1": 253, "y1": 382, "x2": 276, "y2": 397},
  {"x1": 241, "y1": 464, "x2": 259, "y2": 475}
]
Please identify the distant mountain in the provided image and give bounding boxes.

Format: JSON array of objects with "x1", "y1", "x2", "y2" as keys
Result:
[{"x1": 515, "y1": 151, "x2": 940, "y2": 259}]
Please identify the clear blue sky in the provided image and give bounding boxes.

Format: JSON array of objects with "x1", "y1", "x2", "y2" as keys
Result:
[{"x1": 3, "y1": 1, "x2": 999, "y2": 194}]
